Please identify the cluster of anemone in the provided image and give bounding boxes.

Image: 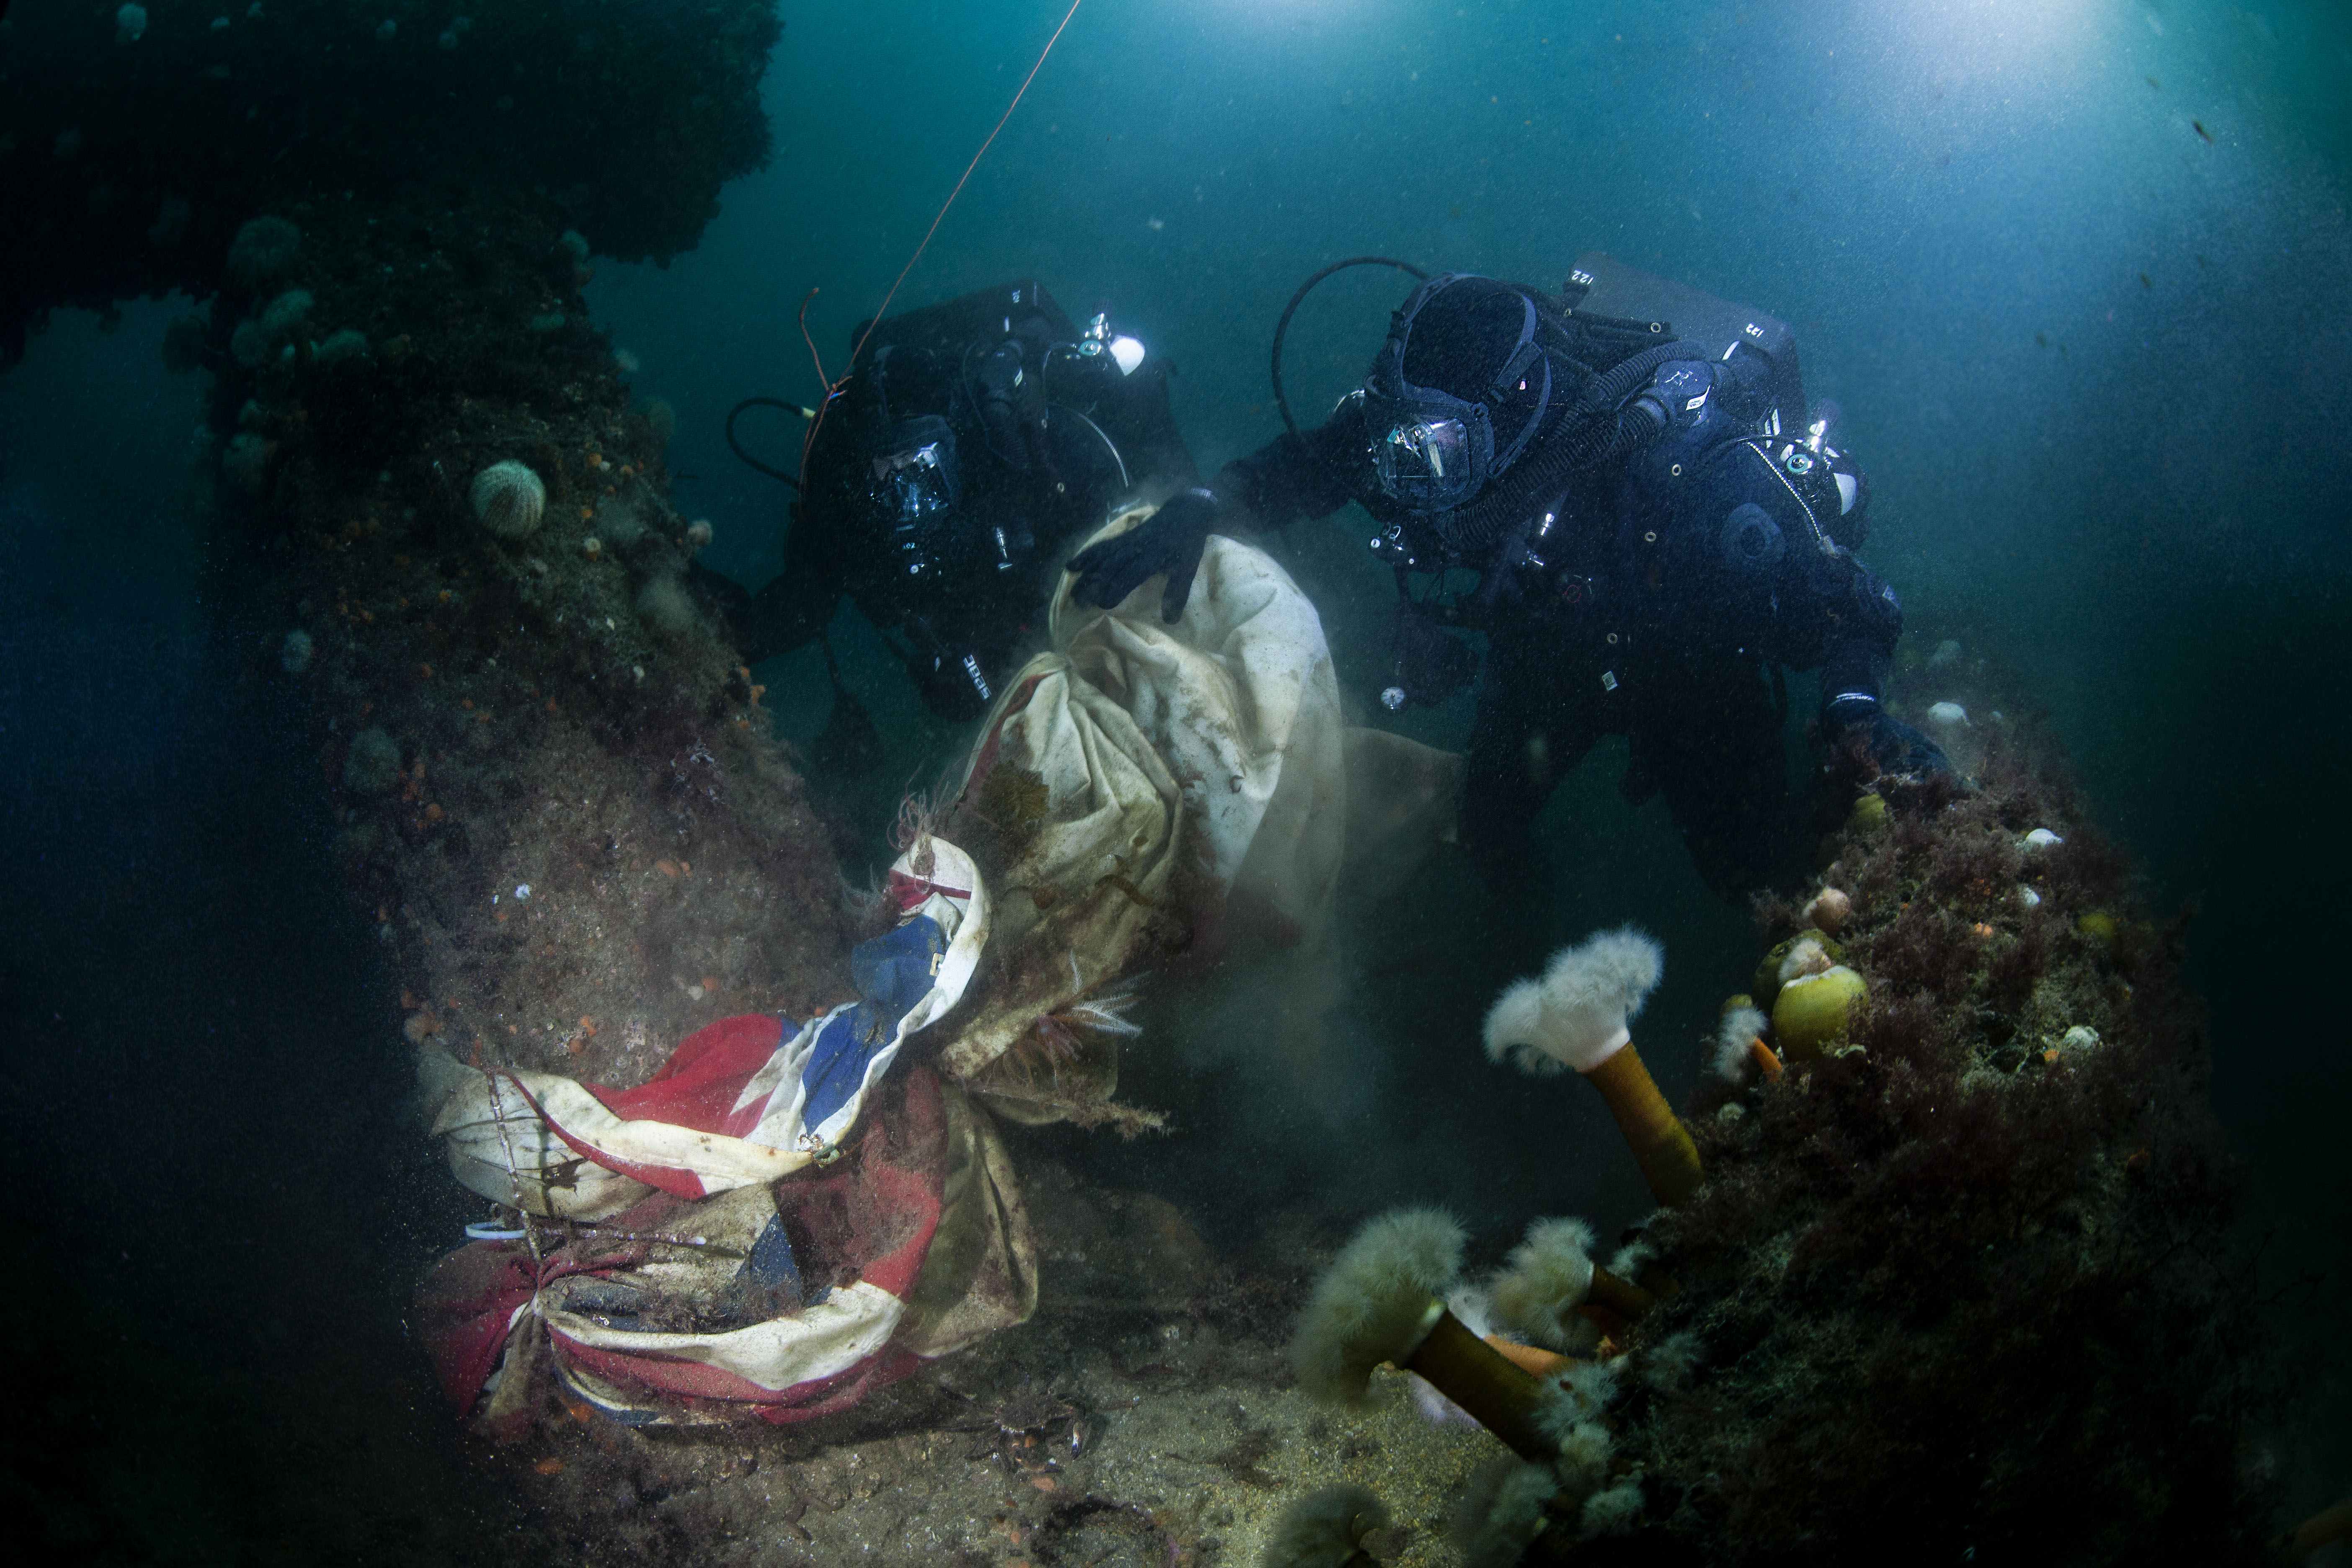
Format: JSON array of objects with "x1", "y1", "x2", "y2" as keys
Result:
[
  {"x1": 1284, "y1": 1197, "x2": 1676, "y2": 1562},
  {"x1": 1279, "y1": 926, "x2": 1713, "y2": 1557},
  {"x1": 1276, "y1": 827, "x2": 2267, "y2": 1565}
]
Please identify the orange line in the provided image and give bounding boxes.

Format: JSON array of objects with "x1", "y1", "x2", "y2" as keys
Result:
[{"x1": 798, "y1": 286, "x2": 829, "y2": 392}]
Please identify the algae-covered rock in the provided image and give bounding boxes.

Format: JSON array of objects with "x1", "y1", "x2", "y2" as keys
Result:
[{"x1": 341, "y1": 726, "x2": 402, "y2": 795}]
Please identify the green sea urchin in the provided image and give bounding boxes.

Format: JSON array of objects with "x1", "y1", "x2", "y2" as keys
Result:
[{"x1": 469, "y1": 459, "x2": 545, "y2": 539}]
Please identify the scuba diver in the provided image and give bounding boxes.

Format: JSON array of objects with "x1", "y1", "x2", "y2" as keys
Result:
[
  {"x1": 722, "y1": 279, "x2": 1196, "y2": 738},
  {"x1": 1068, "y1": 255, "x2": 1949, "y2": 901}
]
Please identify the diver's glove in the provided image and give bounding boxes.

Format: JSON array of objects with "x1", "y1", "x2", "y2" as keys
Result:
[
  {"x1": 1066, "y1": 487, "x2": 1220, "y2": 623},
  {"x1": 1829, "y1": 701, "x2": 1953, "y2": 779}
]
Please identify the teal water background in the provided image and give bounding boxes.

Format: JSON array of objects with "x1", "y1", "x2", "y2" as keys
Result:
[{"x1": 2, "y1": 0, "x2": 2346, "y2": 1541}]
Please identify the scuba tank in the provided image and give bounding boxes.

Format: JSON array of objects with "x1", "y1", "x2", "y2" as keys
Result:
[{"x1": 1558, "y1": 251, "x2": 1809, "y2": 441}]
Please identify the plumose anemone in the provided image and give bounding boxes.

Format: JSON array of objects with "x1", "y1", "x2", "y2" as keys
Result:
[
  {"x1": 1803, "y1": 884, "x2": 1852, "y2": 934},
  {"x1": 1713, "y1": 1001, "x2": 1777, "y2": 1082},
  {"x1": 225, "y1": 215, "x2": 301, "y2": 286},
  {"x1": 1487, "y1": 1216, "x2": 1655, "y2": 1352},
  {"x1": 634, "y1": 573, "x2": 700, "y2": 635},
  {"x1": 342, "y1": 727, "x2": 402, "y2": 795},
  {"x1": 1290, "y1": 1208, "x2": 1556, "y2": 1462},
  {"x1": 1260, "y1": 1483, "x2": 1390, "y2": 1568},
  {"x1": 1484, "y1": 926, "x2": 1702, "y2": 1207},
  {"x1": 1449, "y1": 1460, "x2": 1561, "y2": 1568}
]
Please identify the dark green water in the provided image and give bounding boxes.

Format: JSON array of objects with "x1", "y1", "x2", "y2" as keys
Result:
[{"x1": 2, "y1": 0, "x2": 2345, "y2": 1555}]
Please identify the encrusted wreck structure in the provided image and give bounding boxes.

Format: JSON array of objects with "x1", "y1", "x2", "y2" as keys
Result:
[
  {"x1": 1621, "y1": 736, "x2": 2269, "y2": 1560},
  {"x1": 1281, "y1": 673, "x2": 2280, "y2": 1568},
  {"x1": 2, "y1": 0, "x2": 848, "y2": 1082}
]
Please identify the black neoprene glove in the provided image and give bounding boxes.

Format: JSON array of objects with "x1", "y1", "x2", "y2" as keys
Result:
[
  {"x1": 1835, "y1": 707, "x2": 1953, "y2": 779},
  {"x1": 1065, "y1": 487, "x2": 1220, "y2": 623}
]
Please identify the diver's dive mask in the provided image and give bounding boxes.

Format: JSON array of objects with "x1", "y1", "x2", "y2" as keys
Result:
[
  {"x1": 867, "y1": 415, "x2": 959, "y2": 527},
  {"x1": 1373, "y1": 414, "x2": 1478, "y2": 503},
  {"x1": 1363, "y1": 273, "x2": 1556, "y2": 513}
]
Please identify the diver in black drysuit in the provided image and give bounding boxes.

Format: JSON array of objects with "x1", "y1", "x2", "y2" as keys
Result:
[
  {"x1": 1068, "y1": 262, "x2": 1948, "y2": 901},
  {"x1": 724, "y1": 279, "x2": 1196, "y2": 724}
]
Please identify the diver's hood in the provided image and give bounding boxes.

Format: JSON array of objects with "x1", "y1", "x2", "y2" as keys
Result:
[{"x1": 1363, "y1": 273, "x2": 1560, "y2": 513}]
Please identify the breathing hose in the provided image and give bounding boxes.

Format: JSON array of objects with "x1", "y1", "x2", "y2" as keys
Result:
[
  {"x1": 725, "y1": 397, "x2": 813, "y2": 490},
  {"x1": 1428, "y1": 338, "x2": 1707, "y2": 552},
  {"x1": 1270, "y1": 255, "x2": 1430, "y2": 438}
]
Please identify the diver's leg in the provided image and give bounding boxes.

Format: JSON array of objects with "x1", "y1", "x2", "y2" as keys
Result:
[
  {"x1": 1461, "y1": 637, "x2": 1600, "y2": 912},
  {"x1": 1640, "y1": 663, "x2": 1798, "y2": 900}
]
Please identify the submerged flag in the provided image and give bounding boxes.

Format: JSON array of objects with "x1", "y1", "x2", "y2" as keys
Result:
[
  {"x1": 414, "y1": 837, "x2": 1034, "y2": 1431},
  {"x1": 424, "y1": 838, "x2": 989, "y2": 1216}
]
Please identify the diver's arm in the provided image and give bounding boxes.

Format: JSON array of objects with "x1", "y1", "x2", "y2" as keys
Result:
[
  {"x1": 1818, "y1": 563, "x2": 1901, "y2": 726},
  {"x1": 1065, "y1": 409, "x2": 1363, "y2": 620},
  {"x1": 734, "y1": 512, "x2": 851, "y2": 665},
  {"x1": 736, "y1": 569, "x2": 841, "y2": 665},
  {"x1": 1815, "y1": 561, "x2": 1951, "y2": 777},
  {"x1": 1212, "y1": 413, "x2": 1365, "y2": 529}
]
